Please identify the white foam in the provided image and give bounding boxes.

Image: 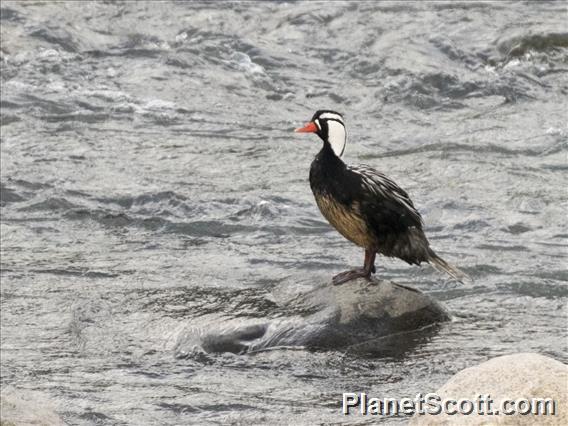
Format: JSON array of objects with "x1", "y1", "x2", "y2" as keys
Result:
[{"x1": 229, "y1": 52, "x2": 266, "y2": 76}]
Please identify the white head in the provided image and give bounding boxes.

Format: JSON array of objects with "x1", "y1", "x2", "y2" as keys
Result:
[{"x1": 295, "y1": 110, "x2": 347, "y2": 157}]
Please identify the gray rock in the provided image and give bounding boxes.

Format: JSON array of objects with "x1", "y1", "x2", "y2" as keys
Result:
[
  {"x1": 192, "y1": 277, "x2": 450, "y2": 354},
  {"x1": 0, "y1": 387, "x2": 65, "y2": 426},
  {"x1": 410, "y1": 353, "x2": 568, "y2": 425}
]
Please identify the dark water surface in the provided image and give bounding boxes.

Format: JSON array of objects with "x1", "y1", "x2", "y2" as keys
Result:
[{"x1": 1, "y1": 1, "x2": 567, "y2": 424}]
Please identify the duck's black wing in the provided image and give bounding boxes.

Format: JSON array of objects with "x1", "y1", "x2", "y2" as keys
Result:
[
  {"x1": 347, "y1": 164, "x2": 424, "y2": 232},
  {"x1": 347, "y1": 164, "x2": 471, "y2": 283},
  {"x1": 345, "y1": 164, "x2": 438, "y2": 265}
]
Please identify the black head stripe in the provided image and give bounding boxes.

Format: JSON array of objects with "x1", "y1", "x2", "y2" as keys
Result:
[
  {"x1": 312, "y1": 110, "x2": 344, "y2": 122},
  {"x1": 323, "y1": 118, "x2": 344, "y2": 125}
]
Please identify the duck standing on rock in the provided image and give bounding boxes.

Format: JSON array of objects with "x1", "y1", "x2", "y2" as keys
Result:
[{"x1": 295, "y1": 110, "x2": 470, "y2": 285}]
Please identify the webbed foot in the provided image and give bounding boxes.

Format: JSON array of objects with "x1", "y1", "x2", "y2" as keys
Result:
[{"x1": 332, "y1": 268, "x2": 371, "y2": 286}]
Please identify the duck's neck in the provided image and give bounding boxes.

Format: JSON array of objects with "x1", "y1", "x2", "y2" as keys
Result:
[
  {"x1": 321, "y1": 140, "x2": 344, "y2": 164},
  {"x1": 314, "y1": 141, "x2": 346, "y2": 178},
  {"x1": 310, "y1": 140, "x2": 350, "y2": 201}
]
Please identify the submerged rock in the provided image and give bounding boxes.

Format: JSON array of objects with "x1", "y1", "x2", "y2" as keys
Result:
[
  {"x1": 410, "y1": 353, "x2": 568, "y2": 425},
  {"x1": 195, "y1": 277, "x2": 450, "y2": 354}
]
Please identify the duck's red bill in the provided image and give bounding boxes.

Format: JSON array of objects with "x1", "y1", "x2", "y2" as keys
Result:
[{"x1": 294, "y1": 121, "x2": 317, "y2": 133}]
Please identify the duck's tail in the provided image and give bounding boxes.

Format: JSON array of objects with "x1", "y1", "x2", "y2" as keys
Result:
[{"x1": 427, "y1": 251, "x2": 471, "y2": 284}]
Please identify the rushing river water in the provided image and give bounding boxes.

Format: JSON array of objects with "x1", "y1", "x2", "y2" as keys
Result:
[{"x1": 1, "y1": 1, "x2": 567, "y2": 425}]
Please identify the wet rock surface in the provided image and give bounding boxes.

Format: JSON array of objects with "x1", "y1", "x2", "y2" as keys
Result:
[{"x1": 199, "y1": 278, "x2": 450, "y2": 354}]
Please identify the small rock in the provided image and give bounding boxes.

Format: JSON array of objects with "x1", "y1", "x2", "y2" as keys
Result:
[{"x1": 0, "y1": 387, "x2": 65, "y2": 426}]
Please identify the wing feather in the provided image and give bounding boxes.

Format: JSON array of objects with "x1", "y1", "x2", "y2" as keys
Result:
[{"x1": 347, "y1": 164, "x2": 424, "y2": 230}]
